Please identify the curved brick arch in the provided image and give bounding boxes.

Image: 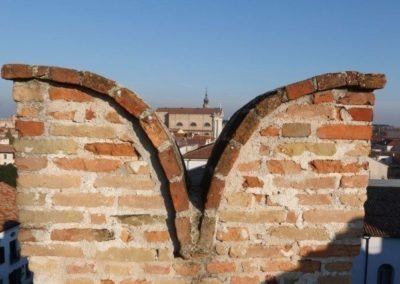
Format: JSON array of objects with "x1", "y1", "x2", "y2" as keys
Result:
[
  {"x1": 1, "y1": 64, "x2": 192, "y2": 254},
  {"x1": 197, "y1": 71, "x2": 386, "y2": 253}
]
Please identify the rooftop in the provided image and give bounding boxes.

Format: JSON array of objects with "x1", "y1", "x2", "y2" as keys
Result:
[
  {"x1": 156, "y1": 107, "x2": 222, "y2": 115},
  {"x1": 0, "y1": 182, "x2": 18, "y2": 232}
]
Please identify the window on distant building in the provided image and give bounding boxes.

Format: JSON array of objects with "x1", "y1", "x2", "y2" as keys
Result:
[
  {"x1": 9, "y1": 239, "x2": 19, "y2": 264},
  {"x1": 176, "y1": 122, "x2": 183, "y2": 127},
  {"x1": 190, "y1": 122, "x2": 197, "y2": 127},
  {"x1": 377, "y1": 264, "x2": 394, "y2": 284},
  {"x1": 0, "y1": 246, "x2": 4, "y2": 264},
  {"x1": 204, "y1": 122, "x2": 211, "y2": 127}
]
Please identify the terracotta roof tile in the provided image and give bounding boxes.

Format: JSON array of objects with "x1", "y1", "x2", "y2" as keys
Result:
[
  {"x1": 0, "y1": 182, "x2": 18, "y2": 232},
  {"x1": 0, "y1": 144, "x2": 14, "y2": 153},
  {"x1": 183, "y1": 143, "x2": 214, "y2": 160},
  {"x1": 156, "y1": 107, "x2": 222, "y2": 115}
]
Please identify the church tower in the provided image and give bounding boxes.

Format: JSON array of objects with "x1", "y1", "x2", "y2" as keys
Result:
[{"x1": 203, "y1": 89, "x2": 209, "y2": 108}]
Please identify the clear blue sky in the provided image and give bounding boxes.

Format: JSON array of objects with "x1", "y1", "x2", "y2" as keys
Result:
[{"x1": 1, "y1": 0, "x2": 399, "y2": 124}]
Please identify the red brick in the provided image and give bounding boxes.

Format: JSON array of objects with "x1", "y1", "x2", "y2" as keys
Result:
[
  {"x1": 243, "y1": 176, "x2": 264, "y2": 188},
  {"x1": 84, "y1": 143, "x2": 138, "y2": 157},
  {"x1": 118, "y1": 195, "x2": 164, "y2": 209},
  {"x1": 158, "y1": 146, "x2": 182, "y2": 180},
  {"x1": 105, "y1": 111, "x2": 122, "y2": 123},
  {"x1": 15, "y1": 121, "x2": 44, "y2": 136},
  {"x1": 2, "y1": 64, "x2": 33, "y2": 79},
  {"x1": 206, "y1": 262, "x2": 236, "y2": 274},
  {"x1": 267, "y1": 160, "x2": 301, "y2": 174},
  {"x1": 175, "y1": 217, "x2": 191, "y2": 245},
  {"x1": 232, "y1": 110, "x2": 260, "y2": 145},
  {"x1": 169, "y1": 180, "x2": 189, "y2": 211},
  {"x1": 81, "y1": 71, "x2": 115, "y2": 94},
  {"x1": 261, "y1": 260, "x2": 320, "y2": 272},
  {"x1": 255, "y1": 93, "x2": 283, "y2": 118},
  {"x1": 237, "y1": 160, "x2": 261, "y2": 172},
  {"x1": 215, "y1": 143, "x2": 241, "y2": 176},
  {"x1": 216, "y1": 227, "x2": 249, "y2": 241},
  {"x1": 17, "y1": 106, "x2": 39, "y2": 118},
  {"x1": 140, "y1": 116, "x2": 170, "y2": 148},
  {"x1": 143, "y1": 231, "x2": 170, "y2": 242},
  {"x1": 347, "y1": 107, "x2": 373, "y2": 121},
  {"x1": 286, "y1": 79, "x2": 316, "y2": 100},
  {"x1": 246, "y1": 244, "x2": 291, "y2": 258},
  {"x1": 47, "y1": 111, "x2": 76, "y2": 120},
  {"x1": 310, "y1": 160, "x2": 368, "y2": 173},
  {"x1": 114, "y1": 88, "x2": 148, "y2": 117},
  {"x1": 54, "y1": 158, "x2": 121, "y2": 172},
  {"x1": 90, "y1": 214, "x2": 106, "y2": 225},
  {"x1": 314, "y1": 91, "x2": 334, "y2": 104},
  {"x1": 260, "y1": 126, "x2": 279, "y2": 136},
  {"x1": 317, "y1": 125, "x2": 372, "y2": 140},
  {"x1": 273, "y1": 176, "x2": 336, "y2": 190},
  {"x1": 303, "y1": 209, "x2": 364, "y2": 223},
  {"x1": 359, "y1": 74, "x2": 386, "y2": 89},
  {"x1": 48, "y1": 66, "x2": 81, "y2": 85},
  {"x1": 66, "y1": 263, "x2": 96, "y2": 274},
  {"x1": 49, "y1": 87, "x2": 93, "y2": 102},
  {"x1": 205, "y1": 177, "x2": 225, "y2": 209},
  {"x1": 338, "y1": 92, "x2": 375, "y2": 105},
  {"x1": 297, "y1": 194, "x2": 332, "y2": 205},
  {"x1": 85, "y1": 109, "x2": 96, "y2": 120}
]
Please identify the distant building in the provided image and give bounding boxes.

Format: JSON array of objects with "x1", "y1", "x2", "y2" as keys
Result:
[
  {"x1": 0, "y1": 182, "x2": 32, "y2": 284},
  {"x1": 0, "y1": 144, "x2": 14, "y2": 166},
  {"x1": 183, "y1": 143, "x2": 214, "y2": 170},
  {"x1": 156, "y1": 91, "x2": 224, "y2": 141}
]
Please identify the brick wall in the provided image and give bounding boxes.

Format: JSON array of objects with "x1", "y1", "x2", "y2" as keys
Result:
[{"x1": 1, "y1": 64, "x2": 385, "y2": 283}]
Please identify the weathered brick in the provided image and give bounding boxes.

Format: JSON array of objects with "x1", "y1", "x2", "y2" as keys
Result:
[
  {"x1": 175, "y1": 217, "x2": 192, "y2": 245},
  {"x1": 18, "y1": 228, "x2": 37, "y2": 242},
  {"x1": 246, "y1": 244, "x2": 291, "y2": 258},
  {"x1": 14, "y1": 139, "x2": 79, "y2": 154},
  {"x1": 237, "y1": 160, "x2": 261, "y2": 172},
  {"x1": 22, "y1": 244, "x2": 83, "y2": 257},
  {"x1": 47, "y1": 66, "x2": 81, "y2": 84},
  {"x1": 268, "y1": 227, "x2": 329, "y2": 240},
  {"x1": 267, "y1": 160, "x2": 301, "y2": 174},
  {"x1": 316, "y1": 73, "x2": 347, "y2": 90},
  {"x1": 50, "y1": 124, "x2": 116, "y2": 138},
  {"x1": 16, "y1": 192, "x2": 46, "y2": 206},
  {"x1": 273, "y1": 176, "x2": 336, "y2": 190},
  {"x1": 17, "y1": 106, "x2": 39, "y2": 118},
  {"x1": 90, "y1": 213, "x2": 106, "y2": 225},
  {"x1": 15, "y1": 121, "x2": 44, "y2": 136},
  {"x1": 84, "y1": 143, "x2": 138, "y2": 157},
  {"x1": 47, "y1": 111, "x2": 76, "y2": 120},
  {"x1": 49, "y1": 87, "x2": 93, "y2": 102},
  {"x1": 143, "y1": 264, "x2": 170, "y2": 274},
  {"x1": 66, "y1": 263, "x2": 96, "y2": 274},
  {"x1": 118, "y1": 195, "x2": 164, "y2": 209},
  {"x1": 19, "y1": 210, "x2": 83, "y2": 224},
  {"x1": 139, "y1": 115, "x2": 169, "y2": 148},
  {"x1": 347, "y1": 107, "x2": 373, "y2": 121},
  {"x1": 226, "y1": 192, "x2": 253, "y2": 207},
  {"x1": 317, "y1": 125, "x2": 372, "y2": 140},
  {"x1": 158, "y1": 146, "x2": 182, "y2": 180},
  {"x1": 340, "y1": 175, "x2": 369, "y2": 188},
  {"x1": 85, "y1": 109, "x2": 96, "y2": 120},
  {"x1": 261, "y1": 260, "x2": 321, "y2": 273},
  {"x1": 105, "y1": 111, "x2": 122, "y2": 123},
  {"x1": 215, "y1": 143, "x2": 241, "y2": 176},
  {"x1": 114, "y1": 88, "x2": 148, "y2": 117},
  {"x1": 219, "y1": 210, "x2": 286, "y2": 223},
  {"x1": 314, "y1": 91, "x2": 334, "y2": 104},
  {"x1": 286, "y1": 79, "x2": 316, "y2": 100},
  {"x1": 143, "y1": 231, "x2": 170, "y2": 242},
  {"x1": 282, "y1": 123, "x2": 311, "y2": 137},
  {"x1": 18, "y1": 174, "x2": 80, "y2": 188},
  {"x1": 94, "y1": 175, "x2": 155, "y2": 190},
  {"x1": 232, "y1": 110, "x2": 260, "y2": 145},
  {"x1": 338, "y1": 92, "x2": 375, "y2": 105},
  {"x1": 169, "y1": 180, "x2": 189, "y2": 211},
  {"x1": 324, "y1": 261, "x2": 353, "y2": 272},
  {"x1": 260, "y1": 126, "x2": 279, "y2": 137},
  {"x1": 15, "y1": 156, "x2": 47, "y2": 171},
  {"x1": 255, "y1": 93, "x2": 283, "y2": 118},
  {"x1": 216, "y1": 227, "x2": 249, "y2": 241},
  {"x1": 297, "y1": 194, "x2": 332, "y2": 205},
  {"x1": 116, "y1": 215, "x2": 165, "y2": 226},
  {"x1": 53, "y1": 193, "x2": 114, "y2": 207},
  {"x1": 13, "y1": 81, "x2": 44, "y2": 102},
  {"x1": 54, "y1": 158, "x2": 121, "y2": 172},
  {"x1": 345, "y1": 143, "x2": 370, "y2": 156},
  {"x1": 359, "y1": 73, "x2": 386, "y2": 89},
  {"x1": 51, "y1": 228, "x2": 114, "y2": 242},
  {"x1": 173, "y1": 262, "x2": 201, "y2": 276},
  {"x1": 310, "y1": 160, "x2": 368, "y2": 173},
  {"x1": 339, "y1": 194, "x2": 367, "y2": 207},
  {"x1": 230, "y1": 276, "x2": 259, "y2": 284},
  {"x1": 95, "y1": 247, "x2": 154, "y2": 262},
  {"x1": 300, "y1": 244, "x2": 360, "y2": 257},
  {"x1": 275, "y1": 143, "x2": 336, "y2": 157},
  {"x1": 205, "y1": 177, "x2": 225, "y2": 209},
  {"x1": 206, "y1": 262, "x2": 236, "y2": 274},
  {"x1": 259, "y1": 144, "x2": 270, "y2": 155},
  {"x1": 303, "y1": 209, "x2": 364, "y2": 223},
  {"x1": 286, "y1": 104, "x2": 335, "y2": 120},
  {"x1": 242, "y1": 176, "x2": 264, "y2": 188},
  {"x1": 2, "y1": 64, "x2": 33, "y2": 79},
  {"x1": 81, "y1": 71, "x2": 115, "y2": 94}
]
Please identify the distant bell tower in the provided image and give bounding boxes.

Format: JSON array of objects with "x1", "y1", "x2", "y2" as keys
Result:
[{"x1": 203, "y1": 88, "x2": 209, "y2": 108}]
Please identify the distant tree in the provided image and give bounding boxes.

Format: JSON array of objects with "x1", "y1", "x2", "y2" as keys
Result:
[
  {"x1": 0, "y1": 164, "x2": 17, "y2": 187},
  {"x1": 5, "y1": 129, "x2": 15, "y2": 145}
]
